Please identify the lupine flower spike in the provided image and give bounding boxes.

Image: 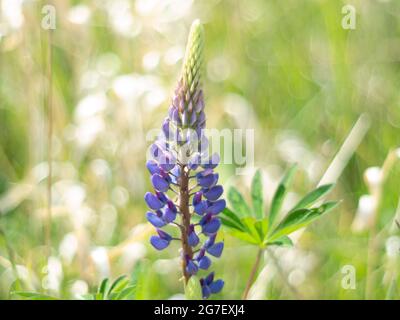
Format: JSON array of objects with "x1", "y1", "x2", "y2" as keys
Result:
[{"x1": 145, "y1": 20, "x2": 225, "y2": 299}]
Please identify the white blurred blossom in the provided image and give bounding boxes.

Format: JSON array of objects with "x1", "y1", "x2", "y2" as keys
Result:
[
  {"x1": 90, "y1": 247, "x2": 110, "y2": 279},
  {"x1": 70, "y1": 280, "x2": 89, "y2": 299},
  {"x1": 364, "y1": 166, "x2": 383, "y2": 190},
  {"x1": 153, "y1": 258, "x2": 180, "y2": 275},
  {"x1": 112, "y1": 74, "x2": 166, "y2": 109},
  {"x1": 90, "y1": 159, "x2": 112, "y2": 180},
  {"x1": 121, "y1": 243, "x2": 147, "y2": 269},
  {"x1": 111, "y1": 186, "x2": 129, "y2": 207},
  {"x1": 207, "y1": 56, "x2": 231, "y2": 82},
  {"x1": 42, "y1": 257, "x2": 63, "y2": 294},
  {"x1": 142, "y1": 51, "x2": 161, "y2": 71},
  {"x1": 276, "y1": 131, "x2": 323, "y2": 183},
  {"x1": 385, "y1": 236, "x2": 400, "y2": 259},
  {"x1": 59, "y1": 233, "x2": 78, "y2": 265},
  {"x1": 67, "y1": 4, "x2": 91, "y2": 25},
  {"x1": 96, "y1": 53, "x2": 121, "y2": 77},
  {"x1": 74, "y1": 92, "x2": 108, "y2": 147},
  {"x1": 163, "y1": 46, "x2": 184, "y2": 65},
  {"x1": 288, "y1": 268, "x2": 306, "y2": 286},
  {"x1": 352, "y1": 194, "x2": 377, "y2": 232},
  {"x1": 1, "y1": 0, "x2": 24, "y2": 32},
  {"x1": 135, "y1": 0, "x2": 193, "y2": 23},
  {"x1": 75, "y1": 92, "x2": 107, "y2": 122},
  {"x1": 96, "y1": 204, "x2": 118, "y2": 243},
  {"x1": 223, "y1": 93, "x2": 257, "y2": 129},
  {"x1": 0, "y1": 265, "x2": 37, "y2": 292},
  {"x1": 107, "y1": 0, "x2": 141, "y2": 37}
]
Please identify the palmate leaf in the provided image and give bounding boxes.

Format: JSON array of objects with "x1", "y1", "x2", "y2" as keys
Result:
[
  {"x1": 222, "y1": 166, "x2": 338, "y2": 250},
  {"x1": 268, "y1": 164, "x2": 297, "y2": 227},
  {"x1": 269, "y1": 201, "x2": 339, "y2": 242},
  {"x1": 228, "y1": 187, "x2": 251, "y2": 217},
  {"x1": 221, "y1": 214, "x2": 268, "y2": 246},
  {"x1": 251, "y1": 169, "x2": 264, "y2": 219}
]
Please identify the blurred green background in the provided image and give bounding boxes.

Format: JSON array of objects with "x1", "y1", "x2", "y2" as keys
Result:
[{"x1": 0, "y1": 0, "x2": 400, "y2": 299}]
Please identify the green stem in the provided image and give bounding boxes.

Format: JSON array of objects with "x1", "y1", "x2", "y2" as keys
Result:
[{"x1": 242, "y1": 248, "x2": 263, "y2": 300}]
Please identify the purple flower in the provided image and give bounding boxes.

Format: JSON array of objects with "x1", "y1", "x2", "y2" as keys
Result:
[
  {"x1": 200, "y1": 272, "x2": 224, "y2": 299},
  {"x1": 207, "y1": 199, "x2": 226, "y2": 215},
  {"x1": 209, "y1": 279, "x2": 224, "y2": 294},
  {"x1": 201, "y1": 284, "x2": 211, "y2": 299},
  {"x1": 188, "y1": 225, "x2": 200, "y2": 247},
  {"x1": 198, "y1": 256, "x2": 211, "y2": 270},
  {"x1": 146, "y1": 212, "x2": 166, "y2": 228},
  {"x1": 145, "y1": 192, "x2": 163, "y2": 210},
  {"x1": 163, "y1": 207, "x2": 176, "y2": 223},
  {"x1": 206, "y1": 242, "x2": 224, "y2": 257},
  {"x1": 151, "y1": 174, "x2": 170, "y2": 192},
  {"x1": 150, "y1": 236, "x2": 169, "y2": 250},
  {"x1": 202, "y1": 153, "x2": 220, "y2": 169},
  {"x1": 194, "y1": 201, "x2": 208, "y2": 215},
  {"x1": 205, "y1": 234, "x2": 216, "y2": 248},
  {"x1": 186, "y1": 259, "x2": 199, "y2": 276},
  {"x1": 144, "y1": 20, "x2": 224, "y2": 299},
  {"x1": 193, "y1": 192, "x2": 202, "y2": 206},
  {"x1": 155, "y1": 191, "x2": 168, "y2": 204},
  {"x1": 203, "y1": 185, "x2": 223, "y2": 201},
  {"x1": 150, "y1": 229, "x2": 173, "y2": 251},
  {"x1": 200, "y1": 213, "x2": 221, "y2": 234},
  {"x1": 197, "y1": 171, "x2": 219, "y2": 188},
  {"x1": 146, "y1": 160, "x2": 161, "y2": 175}
]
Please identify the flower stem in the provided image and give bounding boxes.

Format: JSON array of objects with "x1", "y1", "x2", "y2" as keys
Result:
[
  {"x1": 242, "y1": 248, "x2": 263, "y2": 300},
  {"x1": 179, "y1": 164, "x2": 193, "y2": 284}
]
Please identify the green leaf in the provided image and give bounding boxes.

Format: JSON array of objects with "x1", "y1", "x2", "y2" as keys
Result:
[
  {"x1": 229, "y1": 229, "x2": 260, "y2": 245},
  {"x1": 268, "y1": 164, "x2": 297, "y2": 227},
  {"x1": 185, "y1": 276, "x2": 202, "y2": 300},
  {"x1": 240, "y1": 217, "x2": 262, "y2": 243},
  {"x1": 228, "y1": 187, "x2": 251, "y2": 217},
  {"x1": 114, "y1": 286, "x2": 136, "y2": 300},
  {"x1": 317, "y1": 201, "x2": 340, "y2": 214},
  {"x1": 266, "y1": 235, "x2": 293, "y2": 247},
  {"x1": 97, "y1": 278, "x2": 109, "y2": 299},
  {"x1": 254, "y1": 219, "x2": 268, "y2": 242},
  {"x1": 269, "y1": 208, "x2": 311, "y2": 241},
  {"x1": 108, "y1": 275, "x2": 128, "y2": 296},
  {"x1": 281, "y1": 164, "x2": 297, "y2": 186},
  {"x1": 130, "y1": 261, "x2": 145, "y2": 299},
  {"x1": 220, "y1": 216, "x2": 243, "y2": 231},
  {"x1": 221, "y1": 208, "x2": 245, "y2": 231},
  {"x1": 269, "y1": 201, "x2": 339, "y2": 241},
  {"x1": 251, "y1": 169, "x2": 264, "y2": 219},
  {"x1": 269, "y1": 184, "x2": 286, "y2": 227},
  {"x1": 290, "y1": 184, "x2": 334, "y2": 212},
  {"x1": 12, "y1": 291, "x2": 58, "y2": 300}
]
